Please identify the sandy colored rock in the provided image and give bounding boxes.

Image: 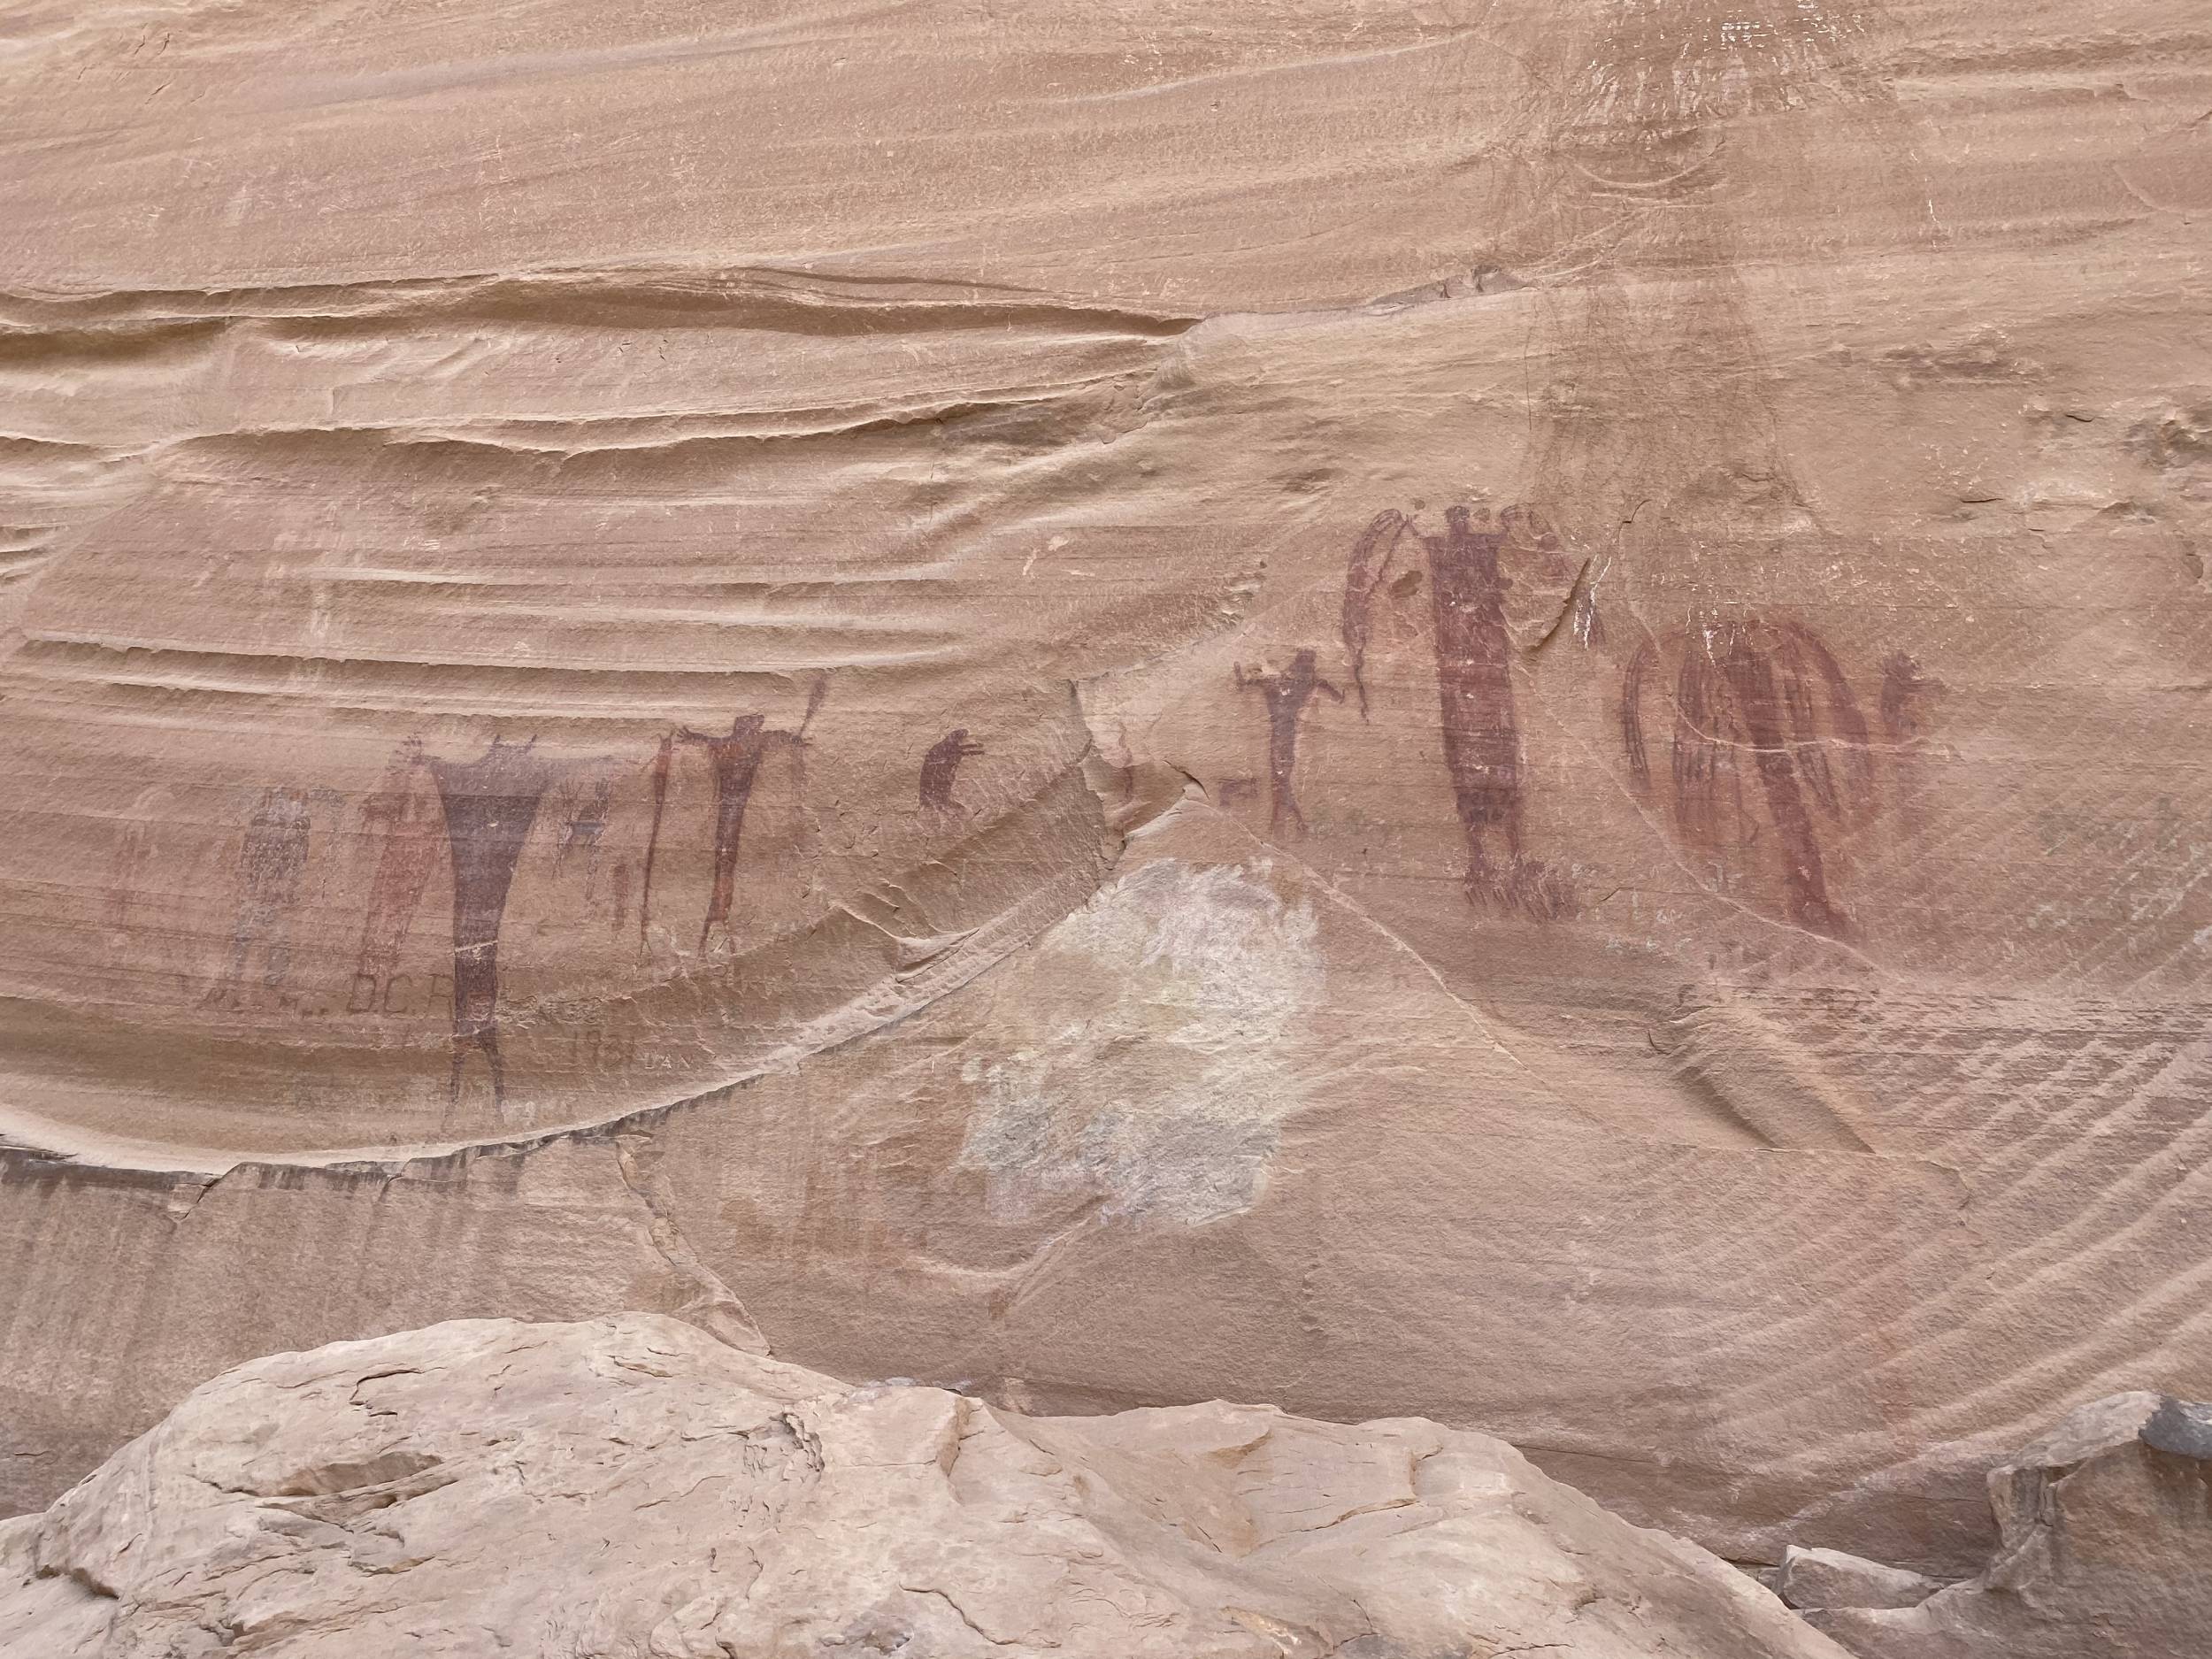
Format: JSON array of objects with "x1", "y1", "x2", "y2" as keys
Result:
[
  {"x1": 1814, "y1": 1392, "x2": 2212, "y2": 1657},
  {"x1": 0, "y1": 1313, "x2": 1851, "y2": 1659},
  {"x1": 0, "y1": 1139, "x2": 751, "y2": 1521},
  {"x1": 1779, "y1": 1547, "x2": 1943, "y2": 1612},
  {"x1": 2, "y1": 0, "x2": 2210, "y2": 1582}
]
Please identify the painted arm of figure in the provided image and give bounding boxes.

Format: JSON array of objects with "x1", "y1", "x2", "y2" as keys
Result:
[
  {"x1": 1619, "y1": 638, "x2": 1657, "y2": 790},
  {"x1": 1341, "y1": 509, "x2": 1410, "y2": 719},
  {"x1": 757, "y1": 674, "x2": 832, "y2": 756},
  {"x1": 1774, "y1": 621, "x2": 1874, "y2": 815},
  {"x1": 798, "y1": 674, "x2": 829, "y2": 735}
]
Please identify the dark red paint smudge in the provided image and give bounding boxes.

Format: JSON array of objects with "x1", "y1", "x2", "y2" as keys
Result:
[
  {"x1": 1234, "y1": 649, "x2": 1342, "y2": 836},
  {"x1": 351, "y1": 738, "x2": 444, "y2": 1011},
  {"x1": 645, "y1": 679, "x2": 826, "y2": 954},
  {"x1": 683, "y1": 714, "x2": 780, "y2": 950},
  {"x1": 919, "y1": 728, "x2": 985, "y2": 811},
  {"x1": 427, "y1": 737, "x2": 553, "y2": 1104},
  {"x1": 610, "y1": 860, "x2": 632, "y2": 937},
  {"x1": 1624, "y1": 618, "x2": 1878, "y2": 938},
  {"x1": 639, "y1": 733, "x2": 674, "y2": 950},
  {"x1": 1422, "y1": 506, "x2": 1570, "y2": 918}
]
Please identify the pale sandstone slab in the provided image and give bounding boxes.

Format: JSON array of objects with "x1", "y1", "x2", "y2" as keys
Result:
[
  {"x1": 0, "y1": 1313, "x2": 1852, "y2": 1659},
  {"x1": 1779, "y1": 1547, "x2": 1945, "y2": 1612}
]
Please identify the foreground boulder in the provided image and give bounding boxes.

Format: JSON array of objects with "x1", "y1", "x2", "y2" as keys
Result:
[
  {"x1": 1808, "y1": 1392, "x2": 2212, "y2": 1658},
  {"x1": 0, "y1": 1315, "x2": 1844, "y2": 1658}
]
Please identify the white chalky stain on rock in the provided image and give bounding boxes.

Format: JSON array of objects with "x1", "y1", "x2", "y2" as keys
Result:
[{"x1": 957, "y1": 859, "x2": 1321, "y2": 1225}]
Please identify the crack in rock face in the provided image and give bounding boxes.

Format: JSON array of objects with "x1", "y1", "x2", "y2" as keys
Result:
[{"x1": 956, "y1": 859, "x2": 1321, "y2": 1226}]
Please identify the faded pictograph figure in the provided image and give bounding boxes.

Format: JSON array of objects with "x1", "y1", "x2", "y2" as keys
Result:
[
  {"x1": 1422, "y1": 505, "x2": 1573, "y2": 918},
  {"x1": 1497, "y1": 0, "x2": 1934, "y2": 563},
  {"x1": 1621, "y1": 617, "x2": 1877, "y2": 938},
  {"x1": 1343, "y1": 504, "x2": 1574, "y2": 918},
  {"x1": 427, "y1": 736, "x2": 555, "y2": 1104},
  {"x1": 1880, "y1": 651, "x2": 1938, "y2": 741},
  {"x1": 609, "y1": 859, "x2": 633, "y2": 937},
  {"x1": 640, "y1": 733, "x2": 676, "y2": 952},
  {"x1": 642, "y1": 679, "x2": 826, "y2": 955},
  {"x1": 104, "y1": 785, "x2": 171, "y2": 949},
  {"x1": 682, "y1": 713, "x2": 803, "y2": 952},
  {"x1": 919, "y1": 727, "x2": 985, "y2": 812},
  {"x1": 208, "y1": 787, "x2": 314, "y2": 1007},
  {"x1": 1233, "y1": 650, "x2": 1342, "y2": 837},
  {"x1": 350, "y1": 737, "x2": 445, "y2": 1014},
  {"x1": 554, "y1": 776, "x2": 613, "y2": 895}
]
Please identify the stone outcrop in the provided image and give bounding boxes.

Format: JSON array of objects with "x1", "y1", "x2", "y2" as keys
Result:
[
  {"x1": 1779, "y1": 1547, "x2": 1945, "y2": 1613},
  {"x1": 3, "y1": 0, "x2": 2210, "y2": 1582},
  {"x1": 0, "y1": 1314, "x2": 1851, "y2": 1658},
  {"x1": 1806, "y1": 1392, "x2": 2212, "y2": 1657}
]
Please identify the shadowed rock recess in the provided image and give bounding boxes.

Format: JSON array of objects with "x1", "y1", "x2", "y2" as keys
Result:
[{"x1": 2, "y1": 0, "x2": 2209, "y2": 1623}]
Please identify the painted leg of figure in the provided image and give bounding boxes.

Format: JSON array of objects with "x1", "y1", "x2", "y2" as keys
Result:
[{"x1": 640, "y1": 734, "x2": 672, "y2": 953}]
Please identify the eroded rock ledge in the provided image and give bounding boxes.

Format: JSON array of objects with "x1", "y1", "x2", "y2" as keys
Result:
[
  {"x1": 0, "y1": 1313, "x2": 1847, "y2": 1658},
  {"x1": 1788, "y1": 1391, "x2": 2212, "y2": 1659}
]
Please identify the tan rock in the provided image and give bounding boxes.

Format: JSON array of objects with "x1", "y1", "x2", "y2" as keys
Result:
[
  {"x1": 1779, "y1": 1546, "x2": 1943, "y2": 1612},
  {"x1": 2, "y1": 0, "x2": 2210, "y2": 1584},
  {"x1": 0, "y1": 1313, "x2": 1850, "y2": 1659},
  {"x1": 1815, "y1": 1393, "x2": 2212, "y2": 1657}
]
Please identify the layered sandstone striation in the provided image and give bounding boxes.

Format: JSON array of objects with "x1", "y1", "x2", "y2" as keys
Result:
[
  {"x1": 3, "y1": 0, "x2": 2210, "y2": 1582},
  {"x1": 0, "y1": 1314, "x2": 1854, "y2": 1658}
]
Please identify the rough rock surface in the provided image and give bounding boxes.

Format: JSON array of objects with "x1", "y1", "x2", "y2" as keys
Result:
[
  {"x1": 1811, "y1": 1392, "x2": 2212, "y2": 1658},
  {"x1": 0, "y1": 1314, "x2": 1851, "y2": 1659},
  {"x1": 1778, "y1": 1547, "x2": 1943, "y2": 1613},
  {"x1": 4, "y1": 0, "x2": 2211, "y2": 1580}
]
